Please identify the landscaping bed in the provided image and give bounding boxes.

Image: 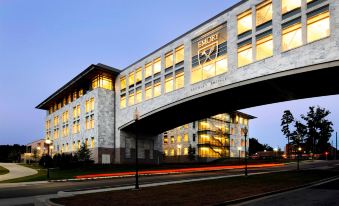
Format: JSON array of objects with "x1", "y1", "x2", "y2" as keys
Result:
[{"x1": 0, "y1": 166, "x2": 9, "y2": 175}]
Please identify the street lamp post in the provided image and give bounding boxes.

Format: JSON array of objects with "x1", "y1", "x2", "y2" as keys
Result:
[
  {"x1": 238, "y1": 147, "x2": 241, "y2": 163},
  {"x1": 134, "y1": 108, "x2": 140, "y2": 190},
  {"x1": 45, "y1": 139, "x2": 52, "y2": 179},
  {"x1": 243, "y1": 127, "x2": 248, "y2": 177},
  {"x1": 297, "y1": 147, "x2": 302, "y2": 171}
]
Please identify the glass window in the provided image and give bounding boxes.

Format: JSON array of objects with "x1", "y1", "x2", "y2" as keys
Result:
[
  {"x1": 165, "y1": 75, "x2": 173, "y2": 93},
  {"x1": 136, "y1": 89, "x2": 142, "y2": 103},
  {"x1": 256, "y1": 34, "x2": 273, "y2": 60},
  {"x1": 128, "y1": 72, "x2": 134, "y2": 86},
  {"x1": 216, "y1": 57, "x2": 228, "y2": 75},
  {"x1": 164, "y1": 136, "x2": 168, "y2": 144},
  {"x1": 256, "y1": 1, "x2": 272, "y2": 26},
  {"x1": 238, "y1": 43, "x2": 253, "y2": 67},
  {"x1": 175, "y1": 45, "x2": 184, "y2": 64},
  {"x1": 191, "y1": 67, "x2": 202, "y2": 84},
  {"x1": 85, "y1": 100, "x2": 90, "y2": 113},
  {"x1": 91, "y1": 137, "x2": 95, "y2": 148},
  {"x1": 202, "y1": 64, "x2": 215, "y2": 80},
  {"x1": 90, "y1": 97, "x2": 94, "y2": 111},
  {"x1": 177, "y1": 135, "x2": 181, "y2": 143},
  {"x1": 281, "y1": 0, "x2": 301, "y2": 14},
  {"x1": 120, "y1": 95, "x2": 126, "y2": 108},
  {"x1": 165, "y1": 52, "x2": 173, "y2": 68},
  {"x1": 145, "y1": 84, "x2": 152, "y2": 100},
  {"x1": 184, "y1": 147, "x2": 188, "y2": 155},
  {"x1": 92, "y1": 75, "x2": 113, "y2": 90},
  {"x1": 153, "y1": 58, "x2": 161, "y2": 75},
  {"x1": 237, "y1": 10, "x2": 252, "y2": 35},
  {"x1": 175, "y1": 72, "x2": 184, "y2": 89},
  {"x1": 135, "y1": 68, "x2": 142, "y2": 83},
  {"x1": 177, "y1": 148, "x2": 181, "y2": 156},
  {"x1": 171, "y1": 136, "x2": 174, "y2": 143},
  {"x1": 120, "y1": 76, "x2": 126, "y2": 90},
  {"x1": 153, "y1": 82, "x2": 161, "y2": 97},
  {"x1": 282, "y1": 22, "x2": 302, "y2": 51},
  {"x1": 68, "y1": 94, "x2": 72, "y2": 104},
  {"x1": 307, "y1": 11, "x2": 330, "y2": 43},
  {"x1": 170, "y1": 148, "x2": 174, "y2": 156},
  {"x1": 128, "y1": 92, "x2": 134, "y2": 106},
  {"x1": 184, "y1": 134, "x2": 189, "y2": 142},
  {"x1": 145, "y1": 63, "x2": 152, "y2": 79},
  {"x1": 78, "y1": 89, "x2": 83, "y2": 97}
]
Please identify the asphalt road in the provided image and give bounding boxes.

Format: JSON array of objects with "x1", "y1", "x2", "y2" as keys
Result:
[
  {"x1": 0, "y1": 160, "x2": 338, "y2": 203},
  {"x1": 237, "y1": 174, "x2": 339, "y2": 206}
]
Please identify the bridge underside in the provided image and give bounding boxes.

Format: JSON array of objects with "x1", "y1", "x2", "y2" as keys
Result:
[{"x1": 121, "y1": 60, "x2": 339, "y2": 136}]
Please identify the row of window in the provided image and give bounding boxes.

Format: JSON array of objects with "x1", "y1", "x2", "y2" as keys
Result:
[
  {"x1": 58, "y1": 137, "x2": 95, "y2": 153},
  {"x1": 164, "y1": 147, "x2": 189, "y2": 156},
  {"x1": 164, "y1": 134, "x2": 190, "y2": 144},
  {"x1": 49, "y1": 74, "x2": 111, "y2": 115}
]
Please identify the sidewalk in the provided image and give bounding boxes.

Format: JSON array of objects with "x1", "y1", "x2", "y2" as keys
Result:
[{"x1": 0, "y1": 163, "x2": 37, "y2": 182}]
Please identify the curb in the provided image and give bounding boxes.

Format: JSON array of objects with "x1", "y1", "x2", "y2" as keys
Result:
[{"x1": 216, "y1": 175, "x2": 339, "y2": 206}]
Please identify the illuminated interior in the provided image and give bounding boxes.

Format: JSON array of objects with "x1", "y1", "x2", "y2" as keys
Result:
[
  {"x1": 237, "y1": 10, "x2": 252, "y2": 35},
  {"x1": 307, "y1": 11, "x2": 330, "y2": 43},
  {"x1": 256, "y1": 34, "x2": 273, "y2": 60},
  {"x1": 128, "y1": 72, "x2": 134, "y2": 86},
  {"x1": 165, "y1": 52, "x2": 173, "y2": 68},
  {"x1": 92, "y1": 75, "x2": 112, "y2": 90},
  {"x1": 281, "y1": 0, "x2": 301, "y2": 14},
  {"x1": 175, "y1": 72, "x2": 184, "y2": 89},
  {"x1": 128, "y1": 92, "x2": 134, "y2": 106},
  {"x1": 120, "y1": 95, "x2": 126, "y2": 108},
  {"x1": 153, "y1": 82, "x2": 161, "y2": 97},
  {"x1": 145, "y1": 84, "x2": 152, "y2": 100},
  {"x1": 238, "y1": 43, "x2": 253, "y2": 67},
  {"x1": 145, "y1": 62, "x2": 152, "y2": 79},
  {"x1": 175, "y1": 45, "x2": 184, "y2": 64},
  {"x1": 135, "y1": 68, "x2": 142, "y2": 83},
  {"x1": 153, "y1": 58, "x2": 161, "y2": 74},
  {"x1": 165, "y1": 75, "x2": 174, "y2": 93},
  {"x1": 191, "y1": 57, "x2": 228, "y2": 84},
  {"x1": 256, "y1": 1, "x2": 272, "y2": 26},
  {"x1": 282, "y1": 22, "x2": 302, "y2": 51},
  {"x1": 136, "y1": 89, "x2": 142, "y2": 103}
]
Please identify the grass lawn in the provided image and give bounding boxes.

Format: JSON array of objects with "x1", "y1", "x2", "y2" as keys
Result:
[
  {"x1": 52, "y1": 169, "x2": 339, "y2": 206},
  {"x1": 0, "y1": 166, "x2": 9, "y2": 175}
]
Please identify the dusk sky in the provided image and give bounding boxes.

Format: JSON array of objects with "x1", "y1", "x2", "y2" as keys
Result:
[{"x1": 0, "y1": 0, "x2": 338, "y2": 149}]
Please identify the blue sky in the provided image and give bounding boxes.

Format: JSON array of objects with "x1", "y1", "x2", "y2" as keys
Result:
[{"x1": 0, "y1": 0, "x2": 338, "y2": 148}]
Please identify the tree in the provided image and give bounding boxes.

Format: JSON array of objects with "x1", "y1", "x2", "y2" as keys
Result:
[
  {"x1": 249, "y1": 138, "x2": 274, "y2": 155},
  {"x1": 281, "y1": 110, "x2": 295, "y2": 157},
  {"x1": 301, "y1": 106, "x2": 333, "y2": 155},
  {"x1": 32, "y1": 148, "x2": 39, "y2": 163},
  {"x1": 76, "y1": 143, "x2": 91, "y2": 162},
  {"x1": 188, "y1": 145, "x2": 196, "y2": 161}
]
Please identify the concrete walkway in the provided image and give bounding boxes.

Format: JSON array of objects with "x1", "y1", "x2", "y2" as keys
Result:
[{"x1": 0, "y1": 163, "x2": 37, "y2": 182}]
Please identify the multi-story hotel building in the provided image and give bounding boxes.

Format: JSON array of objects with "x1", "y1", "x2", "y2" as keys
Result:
[
  {"x1": 162, "y1": 112, "x2": 255, "y2": 162},
  {"x1": 36, "y1": 0, "x2": 338, "y2": 164}
]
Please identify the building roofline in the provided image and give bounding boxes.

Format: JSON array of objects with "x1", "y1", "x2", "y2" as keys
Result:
[
  {"x1": 122, "y1": 0, "x2": 248, "y2": 71},
  {"x1": 26, "y1": 138, "x2": 45, "y2": 145},
  {"x1": 233, "y1": 111, "x2": 257, "y2": 120},
  {"x1": 36, "y1": 63, "x2": 120, "y2": 110}
]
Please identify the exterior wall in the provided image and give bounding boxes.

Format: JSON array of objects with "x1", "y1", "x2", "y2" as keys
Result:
[
  {"x1": 45, "y1": 88, "x2": 115, "y2": 164},
  {"x1": 114, "y1": 0, "x2": 339, "y2": 163}
]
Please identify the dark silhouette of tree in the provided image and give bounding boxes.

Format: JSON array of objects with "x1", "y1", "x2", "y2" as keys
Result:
[
  {"x1": 188, "y1": 145, "x2": 195, "y2": 161},
  {"x1": 76, "y1": 143, "x2": 92, "y2": 162},
  {"x1": 301, "y1": 106, "x2": 333, "y2": 154},
  {"x1": 249, "y1": 138, "x2": 273, "y2": 155},
  {"x1": 281, "y1": 110, "x2": 295, "y2": 157}
]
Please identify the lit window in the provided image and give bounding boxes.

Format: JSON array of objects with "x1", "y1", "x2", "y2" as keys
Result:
[
  {"x1": 128, "y1": 92, "x2": 135, "y2": 106},
  {"x1": 175, "y1": 71, "x2": 184, "y2": 89},
  {"x1": 120, "y1": 95, "x2": 126, "y2": 108},
  {"x1": 91, "y1": 137, "x2": 95, "y2": 148},
  {"x1": 165, "y1": 52, "x2": 173, "y2": 68},
  {"x1": 256, "y1": 34, "x2": 273, "y2": 60},
  {"x1": 78, "y1": 89, "x2": 83, "y2": 97},
  {"x1": 153, "y1": 81, "x2": 161, "y2": 97},
  {"x1": 153, "y1": 58, "x2": 161, "y2": 75},
  {"x1": 238, "y1": 43, "x2": 253, "y2": 67},
  {"x1": 164, "y1": 136, "x2": 168, "y2": 144},
  {"x1": 77, "y1": 140, "x2": 81, "y2": 150},
  {"x1": 63, "y1": 98, "x2": 67, "y2": 106},
  {"x1": 145, "y1": 62, "x2": 152, "y2": 79},
  {"x1": 68, "y1": 94, "x2": 72, "y2": 104},
  {"x1": 171, "y1": 136, "x2": 174, "y2": 144},
  {"x1": 54, "y1": 116, "x2": 59, "y2": 126},
  {"x1": 120, "y1": 76, "x2": 126, "y2": 90},
  {"x1": 215, "y1": 57, "x2": 228, "y2": 75},
  {"x1": 307, "y1": 11, "x2": 330, "y2": 43},
  {"x1": 128, "y1": 72, "x2": 134, "y2": 86},
  {"x1": 165, "y1": 75, "x2": 173, "y2": 93},
  {"x1": 191, "y1": 67, "x2": 202, "y2": 84},
  {"x1": 86, "y1": 117, "x2": 90, "y2": 130},
  {"x1": 177, "y1": 135, "x2": 181, "y2": 143},
  {"x1": 282, "y1": 22, "x2": 302, "y2": 51},
  {"x1": 175, "y1": 45, "x2": 184, "y2": 64},
  {"x1": 202, "y1": 64, "x2": 215, "y2": 80},
  {"x1": 136, "y1": 88, "x2": 142, "y2": 103},
  {"x1": 164, "y1": 150, "x2": 168, "y2": 156},
  {"x1": 145, "y1": 84, "x2": 152, "y2": 100},
  {"x1": 90, "y1": 98, "x2": 94, "y2": 111},
  {"x1": 170, "y1": 149, "x2": 174, "y2": 156},
  {"x1": 77, "y1": 120, "x2": 80, "y2": 133},
  {"x1": 281, "y1": 0, "x2": 301, "y2": 14},
  {"x1": 256, "y1": 1, "x2": 272, "y2": 26},
  {"x1": 135, "y1": 68, "x2": 142, "y2": 83},
  {"x1": 184, "y1": 134, "x2": 189, "y2": 142},
  {"x1": 90, "y1": 115, "x2": 94, "y2": 129},
  {"x1": 184, "y1": 148, "x2": 188, "y2": 155},
  {"x1": 237, "y1": 10, "x2": 252, "y2": 35},
  {"x1": 177, "y1": 148, "x2": 181, "y2": 156}
]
